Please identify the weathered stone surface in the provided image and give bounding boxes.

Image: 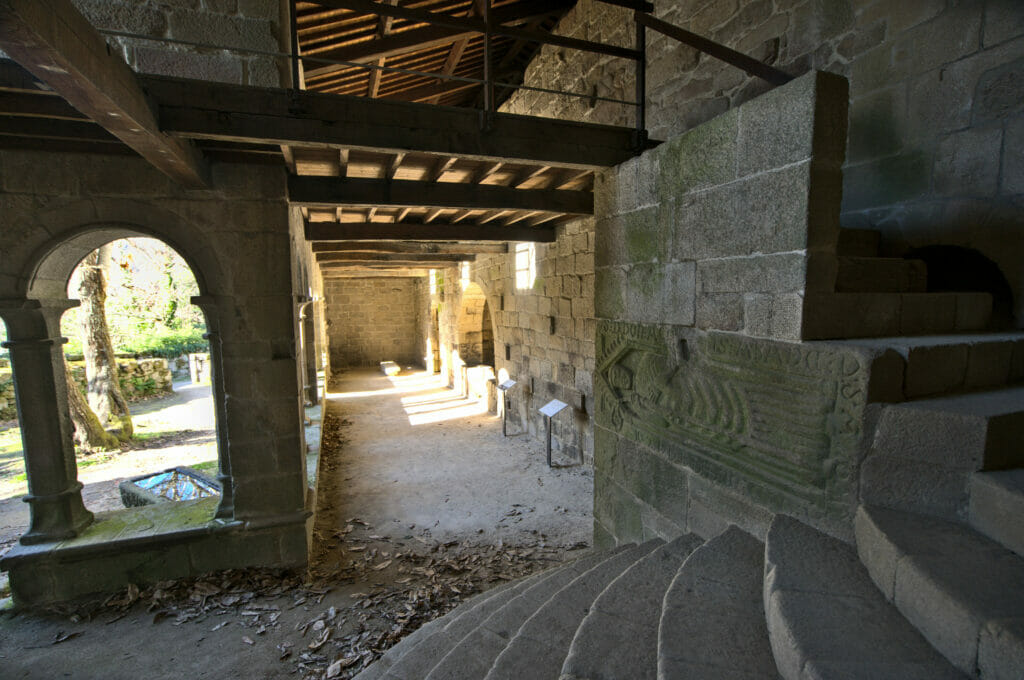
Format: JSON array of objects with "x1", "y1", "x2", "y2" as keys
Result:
[
  {"x1": 325, "y1": 278, "x2": 421, "y2": 368},
  {"x1": 382, "y1": 572, "x2": 547, "y2": 680},
  {"x1": 425, "y1": 550, "x2": 616, "y2": 680},
  {"x1": 765, "y1": 514, "x2": 965, "y2": 680},
  {"x1": 559, "y1": 533, "x2": 702, "y2": 680},
  {"x1": 969, "y1": 469, "x2": 1024, "y2": 558},
  {"x1": 855, "y1": 505, "x2": 1024, "y2": 680},
  {"x1": 934, "y1": 126, "x2": 1003, "y2": 196},
  {"x1": 862, "y1": 386, "x2": 1024, "y2": 520},
  {"x1": 659, "y1": 526, "x2": 775, "y2": 680},
  {"x1": 485, "y1": 540, "x2": 660, "y2": 680},
  {"x1": 596, "y1": 321, "x2": 869, "y2": 540}
]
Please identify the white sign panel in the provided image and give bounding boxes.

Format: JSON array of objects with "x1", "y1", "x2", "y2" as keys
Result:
[
  {"x1": 498, "y1": 380, "x2": 517, "y2": 391},
  {"x1": 539, "y1": 399, "x2": 569, "y2": 418}
]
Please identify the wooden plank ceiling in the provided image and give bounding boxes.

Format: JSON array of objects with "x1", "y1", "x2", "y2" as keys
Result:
[{"x1": 0, "y1": 0, "x2": 632, "y2": 276}]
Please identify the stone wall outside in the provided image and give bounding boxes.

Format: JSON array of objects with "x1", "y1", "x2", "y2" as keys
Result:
[
  {"x1": 324, "y1": 278, "x2": 422, "y2": 369},
  {"x1": 506, "y1": 0, "x2": 1024, "y2": 324}
]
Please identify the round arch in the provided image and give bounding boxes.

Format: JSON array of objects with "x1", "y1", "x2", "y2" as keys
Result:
[{"x1": 15, "y1": 200, "x2": 225, "y2": 302}]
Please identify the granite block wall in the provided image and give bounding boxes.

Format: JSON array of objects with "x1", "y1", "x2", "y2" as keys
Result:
[
  {"x1": 591, "y1": 72, "x2": 873, "y2": 545},
  {"x1": 443, "y1": 220, "x2": 597, "y2": 463},
  {"x1": 506, "y1": 0, "x2": 1024, "y2": 325},
  {"x1": 0, "y1": 151, "x2": 305, "y2": 524},
  {"x1": 69, "y1": 0, "x2": 285, "y2": 87},
  {"x1": 324, "y1": 278, "x2": 422, "y2": 369}
]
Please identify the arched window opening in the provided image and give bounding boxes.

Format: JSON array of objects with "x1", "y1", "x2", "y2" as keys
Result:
[{"x1": 57, "y1": 238, "x2": 220, "y2": 516}]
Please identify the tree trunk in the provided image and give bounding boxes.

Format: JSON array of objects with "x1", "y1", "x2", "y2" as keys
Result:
[
  {"x1": 64, "y1": 359, "x2": 119, "y2": 451},
  {"x1": 78, "y1": 246, "x2": 133, "y2": 441}
]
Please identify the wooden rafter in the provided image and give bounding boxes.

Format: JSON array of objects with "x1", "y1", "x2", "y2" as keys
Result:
[
  {"x1": 288, "y1": 175, "x2": 593, "y2": 214},
  {"x1": 305, "y1": 220, "x2": 556, "y2": 243},
  {"x1": 0, "y1": 0, "x2": 209, "y2": 187},
  {"x1": 147, "y1": 76, "x2": 650, "y2": 169},
  {"x1": 311, "y1": 241, "x2": 508, "y2": 254}
]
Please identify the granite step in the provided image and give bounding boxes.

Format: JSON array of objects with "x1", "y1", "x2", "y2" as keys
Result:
[
  {"x1": 380, "y1": 569, "x2": 552, "y2": 680},
  {"x1": 970, "y1": 469, "x2": 1024, "y2": 558},
  {"x1": 355, "y1": 580, "x2": 520, "y2": 680},
  {"x1": 861, "y1": 386, "x2": 1024, "y2": 521},
  {"x1": 802, "y1": 291, "x2": 991, "y2": 340},
  {"x1": 835, "y1": 256, "x2": 927, "y2": 294},
  {"x1": 424, "y1": 548, "x2": 626, "y2": 680},
  {"x1": 559, "y1": 532, "x2": 704, "y2": 680},
  {"x1": 486, "y1": 540, "x2": 663, "y2": 680},
  {"x1": 764, "y1": 514, "x2": 965, "y2": 680},
  {"x1": 831, "y1": 332, "x2": 1024, "y2": 399},
  {"x1": 856, "y1": 505, "x2": 1024, "y2": 679},
  {"x1": 837, "y1": 228, "x2": 881, "y2": 257},
  {"x1": 658, "y1": 526, "x2": 778, "y2": 679}
]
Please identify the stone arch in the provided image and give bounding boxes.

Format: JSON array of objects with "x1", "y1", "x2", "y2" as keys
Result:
[
  {"x1": 0, "y1": 203, "x2": 238, "y2": 544},
  {"x1": 16, "y1": 200, "x2": 224, "y2": 301},
  {"x1": 455, "y1": 281, "x2": 490, "y2": 366}
]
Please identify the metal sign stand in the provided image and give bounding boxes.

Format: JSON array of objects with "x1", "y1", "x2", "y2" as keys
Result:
[
  {"x1": 496, "y1": 379, "x2": 517, "y2": 436},
  {"x1": 539, "y1": 399, "x2": 569, "y2": 467}
]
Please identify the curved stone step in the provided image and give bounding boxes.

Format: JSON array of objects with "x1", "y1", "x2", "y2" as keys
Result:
[
  {"x1": 559, "y1": 532, "x2": 703, "y2": 680},
  {"x1": 856, "y1": 505, "x2": 1024, "y2": 679},
  {"x1": 356, "y1": 580, "x2": 520, "y2": 680},
  {"x1": 382, "y1": 570, "x2": 552, "y2": 680},
  {"x1": 658, "y1": 526, "x2": 778, "y2": 679},
  {"x1": 425, "y1": 548, "x2": 627, "y2": 680},
  {"x1": 764, "y1": 514, "x2": 964, "y2": 680},
  {"x1": 486, "y1": 540, "x2": 663, "y2": 680},
  {"x1": 969, "y1": 469, "x2": 1024, "y2": 558}
]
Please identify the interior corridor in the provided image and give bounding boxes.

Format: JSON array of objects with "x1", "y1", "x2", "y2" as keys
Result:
[{"x1": 313, "y1": 368, "x2": 593, "y2": 553}]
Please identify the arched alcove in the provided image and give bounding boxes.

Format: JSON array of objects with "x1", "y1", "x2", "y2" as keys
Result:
[{"x1": 904, "y1": 245, "x2": 1015, "y2": 329}]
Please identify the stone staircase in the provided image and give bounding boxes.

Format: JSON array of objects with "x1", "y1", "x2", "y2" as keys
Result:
[
  {"x1": 804, "y1": 228, "x2": 995, "y2": 340},
  {"x1": 351, "y1": 502, "x2": 1023, "y2": 679},
  {"x1": 351, "y1": 229, "x2": 1023, "y2": 679}
]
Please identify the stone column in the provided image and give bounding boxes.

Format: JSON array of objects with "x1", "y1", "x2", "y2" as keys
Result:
[
  {"x1": 191, "y1": 296, "x2": 234, "y2": 520},
  {"x1": 0, "y1": 299, "x2": 93, "y2": 544}
]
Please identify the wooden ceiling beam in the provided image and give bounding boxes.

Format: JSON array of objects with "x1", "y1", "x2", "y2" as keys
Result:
[
  {"x1": 0, "y1": 0, "x2": 209, "y2": 187},
  {"x1": 312, "y1": 241, "x2": 508, "y2": 254},
  {"x1": 149, "y1": 75, "x2": 648, "y2": 169},
  {"x1": 0, "y1": 90, "x2": 87, "y2": 119},
  {"x1": 317, "y1": 252, "x2": 471, "y2": 263},
  {"x1": 0, "y1": 115, "x2": 117, "y2": 142},
  {"x1": 288, "y1": 175, "x2": 593, "y2": 214},
  {"x1": 305, "y1": 220, "x2": 556, "y2": 243},
  {"x1": 322, "y1": 269, "x2": 432, "y2": 278}
]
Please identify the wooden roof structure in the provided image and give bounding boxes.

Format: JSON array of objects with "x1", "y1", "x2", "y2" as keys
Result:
[{"x1": 0, "y1": 0, "x2": 655, "y2": 275}]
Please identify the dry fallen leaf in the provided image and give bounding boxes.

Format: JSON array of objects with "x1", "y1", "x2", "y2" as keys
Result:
[{"x1": 242, "y1": 636, "x2": 255, "y2": 646}]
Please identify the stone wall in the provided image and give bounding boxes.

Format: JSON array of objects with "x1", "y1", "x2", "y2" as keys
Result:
[
  {"x1": 67, "y1": 357, "x2": 174, "y2": 403},
  {"x1": 592, "y1": 72, "x2": 870, "y2": 545},
  {"x1": 431, "y1": 220, "x2": 597, "y2": 462},
  {"x1": 0, "y1": 150, "x2": 305, "y2": 525},
  {"x1": 70, "y1": 0, "x2": 285, "y2": 87},
  {"x1": 505, "y1": 0, "x2": 1024, "y2": 325},
  {"x1": 324, "y1": 278, "x2": 422, "y2": 369},
  {"x1": 0, "y1": 372, "x2": 14, "y2": 421},
  {"x1": 596, "y1": 71, "x2": 847, "y2": 341}
]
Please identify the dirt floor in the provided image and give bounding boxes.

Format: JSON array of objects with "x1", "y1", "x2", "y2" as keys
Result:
[{"x1": 0, "y1": 368, "x2": 594, "y2": 679}]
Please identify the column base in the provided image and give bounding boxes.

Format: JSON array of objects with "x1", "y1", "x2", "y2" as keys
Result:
[{"x1": 19, "y1": 482, "x2": 94, "y2": 545}]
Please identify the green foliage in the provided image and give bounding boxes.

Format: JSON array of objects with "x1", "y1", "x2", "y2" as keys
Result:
[
  {"x1": 61, "y1": 238, "x2": 208, "y2": 359},
  {"x1": 123, "y1": 327, "x2": 209, "y2": 359}
]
